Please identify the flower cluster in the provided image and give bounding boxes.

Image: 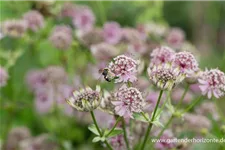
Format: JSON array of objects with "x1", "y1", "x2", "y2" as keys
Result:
[
  {"x1": 26, "y1": 66, "x2": 73, "y2": 114},
  {"x1": 1, "y1": 19, "x2": 27, "y2": 37},
  {"x1": 49, "y1": 25, "x2": 73, "y2": 50},
  {"x1": 23, "y1": 10, "x2": 44, "y2": 32},
  {"x1": 148, "y1": 63, "x2": 185, "y2": 90},
  {"x1": 108, "y1": 55, "x2": 138, "y2": 83},
  {"x1": 66, "y1": 86, "x2": 101, "y2": 111},
  {"x1": 198, "y1": 68, "x2": 225, "y2": 98},
  {"x1": 112, "y1": 85, "x2": 145, "y2": 118}
]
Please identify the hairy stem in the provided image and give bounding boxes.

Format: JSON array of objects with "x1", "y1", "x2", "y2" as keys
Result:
[{"x1": 141, "y1": 90, "x2": 163, "y2": 150}]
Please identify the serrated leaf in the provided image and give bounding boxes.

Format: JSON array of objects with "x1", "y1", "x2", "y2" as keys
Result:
[
  {"x1": 106, "y1": 128, "x2": 123, "y2": 138},
  {"x1": 88, "y1": 124, "x2": 100, "y2": 135},
  {"x1": 133, "y1": 112, "x2": 149, "y2": 122},
  {"x1": 92, "y1": 136, "x2": 101, "y2": 143},
  {"x1": 152, "y1": 120, "x2": 164, "y2": 128}
]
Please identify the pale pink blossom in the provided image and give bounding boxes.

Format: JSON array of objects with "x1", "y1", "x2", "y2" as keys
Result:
[
  {"x1": 73, "y1": 7, "x2": 95, "y2": 32},
  {"x1": 110, "y1": 135, "x2": 126, "y2": 150},
  {"x1": 147, "y1": 63, "x2": 185, "y2": 90},
  {"x1": 166, "y1": 27, "x2": 185, "y2": 48},
  {"x1": 150, "y1": 46, "x2": 175, "y2": 65},
  {"x1": 23, "y1": 10, "x2": 44, "y2": 32},
  {"x1": 127, "y1": 41, "x2": 147, "y2": 55},
  {"x1": 26, "y1": 69, "x2": 47, "y2": 90},
  {"x1": 198, "y1": 68, "x2": 225, "y2": 99},
  {"x1": 155, "y1": 130, "x2": 176, "y2": 150},
  {"x1": 112, "y1": 85, "x2": 145, "y2": 118},
  {"x1": 108, "y1": 55, "x2": 138, "y2": 83},
  {"x1": 103, "y1": 22, "x2": 122, "y2": 44},
  {"x1": 173, "y1": 51, "x2": 199, "y2": 76}
]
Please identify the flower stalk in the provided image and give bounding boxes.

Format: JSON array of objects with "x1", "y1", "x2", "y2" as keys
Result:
[{"x1": 141, "y1": 90, "x2": 163, "y2": 150}]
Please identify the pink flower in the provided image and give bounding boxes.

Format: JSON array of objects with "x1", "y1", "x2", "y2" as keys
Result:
[
  {"x1": 60, "y1": 2, "x2": 77, "y2": 18},
  {"x1": 0, "y1": 67, "x2": 9, "y2": 87},
  {"x1": 121, "y1": 28, "x2": 142, "y2": 43},
  {"x1": 147, "y1": 63, "x2": 185, "y2": 90},
  {"x1": 90, "y1": 43, "x2": 119, "y2": 61},
  {"x1": 110, "y1": 135, "x2": 126, "y2": 150},
  {"x1": 26, "y1": 69, "x2": 47, "y2": 90},
  {"x1": 150, "y1": 46, "x2": 175, "y2": 65},
  {"x1": 73, "y1": 7, "x2": 95, "y2": 32},
  {"x1": 34, "y1": 87, "x2": 54, "y2": 114},
  {"x1": 173, "y1": 51, "x2": 199, "y2": 76},
  {"x1": 127, "y1": 41, "x2": 147, "y2": 55},
  {"x1": 49, "y1": 25, "x2": 72, "y2": 50},
  {"x1": 108, "y1": 55, "x2": 138, "y2": 83},
  {"x1": 198, "y1": 69, "x2": 225, "y2": 99},
  {"x1": 112, "y1": 85, "x2": 145, "y2": 118},
  {"x1": 1, "y1": 19, "x2": 27, "y2": 37},
  {"x1": 136, "y1": 24, "x2": 147, "y2": 40},
  {"x1": 103, "y1": 22, "x2": 122, "y2": 44},
  {"x1": 23, "y1": 10, "x2": 44, "y2": 32},
  {"x1": 166, "y1": 27, "x2": 185, "y2": 48}
]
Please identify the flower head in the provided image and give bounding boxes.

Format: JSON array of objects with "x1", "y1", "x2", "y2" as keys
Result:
[
  {"x1": 127, "y1": 41, "x2": 147, "y2": 55},
  {"x1": 66, "y1": 86, "x2": 101, "y2": 111},
  {"x1": 147, "y1": 63, "x2": 185, "y2": 90},
  {"x1": 108, "y1": 55, "x2": 138, "y2": 83},
  {"x1": 0, "y1": 67, "x2": 9, "y2": 87},
  {"x1": 173, "y1": 51, "x2": 199, "y2": 76},
  {"x1": 90, "y1": 43, "x2": 119, "y2": 61},
  {"x1": 112, "y1": 85, "x2": 145, "y2": 118},
  {"x1": 1, "y1": 19, "x2": 27, "y2": 37},
  {"x1": 49, "y1": 25, "x2": 72, "y2": 50},
  {"x1": 150, "y1": 46, "x2": 175, "y2": 65},
  {"x1": 166, "y1": 27, "x2": 185, "y2": 48},
  {"x1": 103, "y1": 22, "x2": 122, "y2": 45},
  {"x1": 23, "y1": 10, "x2": 44, "y2": 32},
  {"x1": 198, "y1": 68, "x2": 225, "y2": 99},
  {"x1": 73, "y1": 7, "x2": 95, "y2": 32},
  {"x1": 26, "y1": 69, "x2": 48, "y2": 90}
]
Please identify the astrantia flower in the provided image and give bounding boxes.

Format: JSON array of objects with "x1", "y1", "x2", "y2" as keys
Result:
[
  {"x1": 147, "y1": 63, "x2": 185, "y2": 90},
  {"x1": 23, "y1": 10, "x2": 44, "y2": 32},
  {"x1": 110, "y1": 135, "x2": 126, "y2": 150},
  {"x1": 103, "y1": 22, "x2": 122, "y2": 45},
  {"x1": 0, "y1": 67, "x2": 9, "y2": 87},
  {"x1": 45, "y1": 66, "x2": 67, "y2": 84},
  {"x1": 108, "y1": 55, "x2": 138, "y2": 83},
  {"x1": 155, "y1": 130, "x2": 176, "y2": 150},
  {"x1": 112, "y1": 85, "x2": 145, "y2": 118},
  {"x1": 49, "y1": 25, "x2": 72, "y2": 50},
  {"x1": 127, "y1": 41, "x2": 147, "y2": 55},
  {"x1": 60, "y1": 2, "x2": 77, "y2": 18},
  {"x1": 3, "y1": 127, "x2": 31, "y2": 150},
  {"x1": 1, "y1": 19, "x2": 27, "y2": 37},
  {"x1": 150, "y1": 46, "x2": 175, "y2": 65},
  {"x1": 100, "y1": 90, "x2": 116, "y2": 114},
  {"x1": 90, "y1": 43, "x2": 119, "y2": 61},
  {"x1": 26, "y1": 69, "x2": 47, "y2": 90},
  {"x1": 76, "y1": 28, "x2": 104, "y2": 47},
  {"x1": 121, "y1": 28, "x2": 142, "y2": 43},
  {"x1": 173, "y1": 51, "x2": 199, "y2": 76},
  {"x1": 66, "y1": 86, "x2": 101, "y2": 111},
  {"x1": 73, "y1": 7, "x2": 95, "y2": 32},
  {"x1": 166, "y1": 27, "x2": 185, "y2": 48},
  {"x1": 198, "y1": 69, "x2": 225, "y2": 99}
]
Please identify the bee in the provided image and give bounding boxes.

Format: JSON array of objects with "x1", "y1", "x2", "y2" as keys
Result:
[{"x1": 99, "y1": 68, "x2": 117, "y2": 82}]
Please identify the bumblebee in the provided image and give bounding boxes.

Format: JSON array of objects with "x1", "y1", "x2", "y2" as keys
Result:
[{"x1": 99, "y1": 68, "x2": 117, "y2": 82}]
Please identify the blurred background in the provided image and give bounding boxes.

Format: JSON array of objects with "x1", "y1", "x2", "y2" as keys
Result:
[{"x1": 0, "y1": 1, "x2": 225, "y2": 150}]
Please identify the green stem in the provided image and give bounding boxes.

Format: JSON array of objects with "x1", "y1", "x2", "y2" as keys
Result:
[
  {"x1": 106, "y1": 116, "x2": 122, "y2": 137},
  {"x1": 141, "y1": 112, "x2": 149, "y2": 121},
  {"x1": 183, "y1": 96, "x2": 203, "y2": 113},
  {"x1": 176, "y1": 84, "x2": 190, "y2": 110},
  {"x1": 90, "y1": 111, "x2": 113, "y2": 150},
  {"x1": 141, "y1": 90, "x2": 164, "y2": 150},
  {"x1": 122, "y1": 117, "x2": 130, "y2": 150}
]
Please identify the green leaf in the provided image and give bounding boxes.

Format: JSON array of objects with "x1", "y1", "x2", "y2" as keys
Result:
[
  {"x1": 106, "y1": 128, "x2": 123, "y2": 138},
  {"x1": 133, "y1": 112, "x2": 149, "y2": 122},
  {"x1": 88, "y1": 124, "x2": 100, "y2": 135},
  {"x1": 152, "y1": 120, "x2": 164, "y2": 128},
  {"x1": 92, "y1": 136, "x2": 101, "y2": 143}
]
